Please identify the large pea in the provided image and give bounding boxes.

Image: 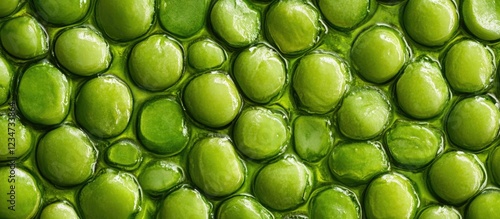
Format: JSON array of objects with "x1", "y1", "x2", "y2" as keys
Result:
[
  {"x1": 39, "y1": 201, "x2": 80, "y2": 219},
  {"x1": 188, "y1": 137, "x2": 245, "y2": 197},
  {"x1": 217, "y1": 195, "x2": 274, "y2": 219},
  {"x1": 417, "y1": 205, "x2": 461, "y2": 219},
  {"x1": 254, "y1": 156, "x2": 312, "y2": 211},
  {"x1": 0, "y1": 15, "x2": 48, "y2": 60},
  {"x1": 157, "y1": 186, "x2": 212, "y2": 219},
  {"x1": 0, "y1": 113, "x2": 32, "y2": 162},
  {"x1": 462, "y1": 0, "x2": 500, "y2": 41},
  {"x1": 0, "y1": 0, "x2": 19, "y2": 17},
  {"x1": 188, "y1": 39, "x2": 226, "y2": 71},
  {"x1": 138, "y1": 160, "x2": 184, "y2": 196},
  {"x1": 293, "y1": 116, "x2": 333, "y2": 162},
  {"x1": 32, "y1": 0, "x2": 90, "y2": 25},
  {"x1": 159, "y1": 0, "x2": 210, "y2": 38},
  {"x1": 0, "y1": 56, "x2": 12, "y2": 105},
  {"x1": 364, "y1": 172, "x2": 419, "y2": 219},
  {"x1": 466, "y1": 189, "x2": 500, "y2": 219},
  {"x1": 0, "y1": 167, "x2": 42, "y2": 219},
  {"x1": 309, "y1": 186, "x2": 361, "y2": 219},
  {"x1": 318, "y1": 0, "x2": 371, "y2": 30}
]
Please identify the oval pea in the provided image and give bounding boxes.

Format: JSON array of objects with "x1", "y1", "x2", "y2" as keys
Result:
[
  {"x1": 159, "y1": 0, "x2": 210, "y2": 38},
  {"x1": 0, "y1": 167, "x2": 42, "y2": 219},
  {"x1": 217, "y1": 195, "x2": 274, "y2": 219},
  {"x1": 309, "y1": 186, "x2": 361, "y2": 219},
  {"x1": 33, "y1": 0, "x2": 90, "y2": 25},
  {"x1": 466, "y1": 189, "x2": 500, "y2": 219},
  {"x1": 138, "y1": 160, "x2": 184, "y2": 196},
  {"x1": 293, "y1": 116, "x2": 333, "y2": 162},
  {"x1": 188, "y1": 39, "x2": 226, "y2": 71},
  {"x1": 0, "y1": 15, "x2": 48, "y2": 60},
  {"x1": 0, "y1": 0, "x2": 19, "y2": 17},
  {"x1": 157, "y1": 186, "x2": 212, "y2": 219},
  {"x1": 318, "y1": 0, "x2": 371, "y2": 30},
  {"x1": 39, "y1": 201, "x2": 80, "y2": 219}
]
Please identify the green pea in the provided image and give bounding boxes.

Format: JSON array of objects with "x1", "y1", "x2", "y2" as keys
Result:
[
  {"x1": 138, "y1": 160, "x2": 184, "y2": 196},
  {"x1": 384, "y1": 121, "x2": 443, "y2": 169},
  {"x1": 309, "y1": 186, "x2": 361, "y2": 219},
  {"x1": 233, "y1": 107, "x2": 288, "y2": 160},
  {"x1": 318, "y1": 0, "x2": 371, "y2": 30},
  {"x1": 0, "y1": 0, "x2": 19, "y2": 17},
  {"x1": 446, "y1": 96, "x2": 500, "y2": 151},
  {"x1": 396, "y1": 56, "x2": 450, "y2": 119},
  {"x1": 54, "y1": 27, "x2": 111, "y2": 76},
  {"x1": 105, "y1": 139, "x2": 142, "y2": 171},
  {"x1": 37, "y1": 125, "x2": 97, "y2": 187},
  {"x1": 233, "y1": 44, "x2": 286, "y2": 103},
  {"x1": 33, "y1": 0, "x2": 90, "y2": 25},
  {"x1": 75, "y1": 75, "x2": 133, "y2": 138},
  {"x1": 403, "y1": 0, "x2": 458, "y2": 46},
  {"x1": 183, "y1": 72, "x2": 242, "y2": 128},
  {"x1": 95, "y1": 0, "x2": 154, "y2": 41},
  {"x1": 188, "y1": 137, "x2": 245, "y2": 197},
  {"x1": 350, "y1": 25, "x2": 408, "y2": 83},
  {"x1": 217, "y1": 195, "x2": 274, "y2": 219},
  {"x1": 364, "y1": 172, "x2": 419, "y2": 219},
  {"x1": 417, "y1": 205, "x2": 460, "y2": 219},
  {"x1": 188, "y1": 39, "x2": 226, "y2": 71},
  {"x1": 159, "y1": 0, "x2": 210, "y2": 38},
  {"x1": 489, "y1": 146, "x2": 500, "y2": 186},
  {"x1": 210, "y1": 0, "x2": 260, "y2": 47},
  {"x1": 0, "y1": 166, "x2": 42, "y2": 219},
  {"x1": 329, "y1": 141, "x2": 389, "y2": 185},
  {"x1": 428, "y1": 151, "x2": 486, "y2": 205},
  {"x1": 254, "y1": 156, "x2": 312, "y2": 211},
  {"x1": 17, "y1": 62, "x2": 70, "y2": 125},
  {"x1": 293, "y1": 52, "x2": 349, "y2": 113},
  {"x1": 39, "y1": 201, "x2": 80, "y2": 219},
  {"x1": 157, "y1": 186, "x2": 212, "y2": 219},
  {"x1": 466, "y1": 189, "x2": 500, "y2": 219},
  {"x1": 0, "y1": 15, "x2": 48, "y2": 60},
  {"x1": 78, "y1": 169, "x2": 142, "y2": 219},
  {"x1": 0, "y1": 113, "x2": 32, "y2": 161},
  {"x1": 265, "y1": 0, "x2": 322, "y2": 54},
  {"x1": 443, "y1": 39, "x2": 494, "y2": 93},
  {"x1": 0, "y1": 56, "x2": 13, "y2": 105},
  {"x1": 462, "y1": 0, "x2": 500, "y2": 41},
  {"x1": 293, "y1": 116, "x2": 333, "y2": 162},
  {"x1": 137, "y1": 97, "x2": 189, "y2": 155},
  {"x1": 337, "y1": 87, "x2": 391, "y2": 140}
]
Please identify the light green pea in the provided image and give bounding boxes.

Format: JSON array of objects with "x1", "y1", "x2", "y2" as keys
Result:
[
  {"x1": 33, "y1": 0, "x2": 90, "y2": 25},
  {"x1": 0, "y1": 167, "x2": 42, "y2": 219},
  {"x1": 462, "y1": 0, "x2": 500, "y2": 41},
  {"x1": 157, "y1": 186, "x2": 212, "y2": 219},
  {"x1": 0, "y1": 56, "x2": 12, "y2": 105},
  {"x1": 0, "y1": 113, "x2": 32, "y2": 162},
  {"x1": 105, "y1": 140, "x2": 142, "y2": 171},
  {"x1": 159, "y1": 0, "x2": 210, "y2": 37},
  {"x1": 138, "y1": 160, "x2": 184, "y2": 196},
  {"x1": 466, "y1": 189, "x2": 500, "y2": 219},
  {"x1": 0, "y1": 15, "x2": 48, "y2": 60},
  {"x1": 217, "y1": 195, "x2": 274, "y2": 219},
  {"x1": 417, "y1": 205, "x2": 461, "y2": 219},
  {"x1": 188, "y1": 39, "x2": 226, "y2": 71},
  {"x1": 293, "y1": 116, "x2": 333, "y2": 163},
  {"x1": 318, "y1": 0, "x2": 371, "y2": 30},
  {"x1": 309, "y1": 186, "x2": 361, "y2": 219},
  {"x1": 39, "y1": 201, "x2": 80, "y2": 219}
]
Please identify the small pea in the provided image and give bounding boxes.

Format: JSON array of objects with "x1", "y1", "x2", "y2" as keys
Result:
[
  {"x1": 309, "y1": 186, "x2": 361, "y2": 219},
  {"x1": 159, "y1": 0, "x2": 210, "y2": 38},
  {"x1": 0, "y1": 15, "x2": 48, "y2": 60},
  {"x1": 0, "y1": 113, "x2": 32, "y2": 162},
  {"x1": 188, "y1": 39, "x2": 226, "y2": 71},
  {"x1": 157, "y1": 186, "x2": 212, "y2": 219},
  {"x1": 466, "y1": 189, "x2": 500, "y2": 219},
  {"x1": 318, "y1": 0, "x2": 371, "y2": 30},
  {"x1": 293, "y1": 116, "x2": 333, "y2": 162},
  {"x1": 105, "y1": 140, "x2": 142, "y2": 171},
  {"x1": 33, "y1": 0, "x2": 90, "y2": 25},
  {"x1": 462, "y1": 0, "x2": 500, "y2": 41},
  {"x1": 417, "y1": 205, "x2": 461, "y2": 219},
  {"x1": 138, "y1": 160, "x2": 184, "y2": 196},
  {"x1": 39, "y1": 201, "x2": 80, "y2": 219},
  {"x1": 217, "y1": 195, "x2": 274, "y2": 219},
  {"x1": 0, "y1": 167, "x2": 42, "y2": 219}
]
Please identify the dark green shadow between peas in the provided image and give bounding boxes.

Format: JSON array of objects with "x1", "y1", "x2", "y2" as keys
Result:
[
  {"x1": 0, "y1": 166, "x2": 41, "y2": 219},
  {"x1": 105, "y1": 139, "x2": 143, "y2": 171},
  {"x1": 0, "y1": 113, "x2": 32, "y2": 161},
  {"x1": 309, "y1": 185, "x2": 361, "y2": 219},
  {"x1": 0, "y1": 0, "x2": 20, "y2": 18},
  {"x1": 462, "y1": 0, "x2": 500, "y2": 41},
  {"x1": 158, "y1": 0, "x2": 210, "y2": 38},
  {"x1": 417, "y1": 205, "x2": 461, "y2": 219},
  {"x1": 157, "y1": 186, "x2": 212, "y2": 219},
  {"x1": 32, "y1": 0, "x2": 90, "y2": 26},
  {"x1": 318, "y1": 0, "x2": 372, "y2": 30},
  {"x1": 489, "y1": 146, "x2": 500, "y2": 186},
  {"x1": 0, "y1": 15, "x2": 48, "y2": 60},
  {"x1": 465, "y1": 188, "x2": 500, "y2": 219},
  {"x1": 293, "y1": 115, "x2": 333, "y2": 163},
  {"x1": 0, "y1": 56, "x2": 12, "y2": 105},
  {"x1": 39, "y1": 201, "x2": 80, "y2": 219},
  {"x1": 217, "y1": 195, "x2": 274, "y2": 219},
  {"x1": 138, "y1": 160, "x2": 184, "y2": 196},
  {"x1": 188, "y1": 38, "x2": 226, "y2": 71}
]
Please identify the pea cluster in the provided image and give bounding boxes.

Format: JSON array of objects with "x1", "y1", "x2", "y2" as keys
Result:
[{"x1": 1, "y1": 0, "x2": 500, "y2": 218}]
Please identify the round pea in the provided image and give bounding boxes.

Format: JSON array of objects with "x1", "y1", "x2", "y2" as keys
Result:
[
  {"x1": 0, "y1": 166, "x2": 42, "y2": 219},
  {"x1": 417, "y1": 205, "x2": 461, "y2": 219},
  {"x1": 138, "y1": 160, "x2": 184, "y2": 196},
  {"x1": 364, "y1": 172, "x2": 419, "y2": 219},
  {"x1": 489, "y1": 146, "x2": 500, "y2": 186},
  {"x1": 396, "y1": 56, "x2": 450, "y2": 119},
  {"x1": 0, "y1": 113, "x2": 32, "y2": 161},
  {"x1": 444, "y1": 39, "x2": 494, "y2": 93},
  {"x1": 337, "y1": 87, "x2": 391, "y2": 140},
  {"x1": 318, "y1": 0, "x2": 370, "y2": 29},
  {"x1": 78, "y1": 169, "x2": 142, "y2": 219},
  {"x1": 446, "y1": 96, "x2": 500, "y2": 151},
  {"x1": 254, "y1": 156, "x2": 312, "y2": 211},
  {"x1": 233, "y1": 107, "x2": 288, "y2": 160},
  {"x1": 403, "y1": 0, "x2": 458, "y2": 46},
  {"x1": 384, "y1": 121, "x2": 443, "y2": 169},
  {"x1": 0, "y1": 15, "x2": 48, "y2": 60},
  {"x1": 138, "y1": 97, "x2": 189, "y2": 155},
  {"x1": 309, "y1": 186, "x2": 361, "y2": 219},
  {"x1": 157, "y1": 186, "x2": 212, "y2": 219},
  {"x1": 293, "y1": 52, "x2": 349, "y2": 113},
  {"x1": 0, "y1": 56, "x2": 13, "y2": 105},
  {"x1": 428, "y1": 151, "x2": 486, "y2": 205},
  {"x1": 54, "y1": 27, "x2": 111, "y2": 76},
  {"x1": 210, "y1": 0, "x2": 260, "y2": 47},
  {"x1": 233, "y1": 44, "x2": 286, "y2": 103},
  {"x1": 265, "y1": 0, "x2": 322, "y2": 54},
  {"x1": 351, "y1": 25, "x2": 408, "y2": 83},
  {"x1": 0, "y1": 0, "x2": 19, "y2": 17},
  {"x1": 188, "y1": 137, "x2": 245, "y2": 197},
  {"x1": 75, "y1": 75, "x2": 133, "y2": 138},
  {"x1": 37, "y1": 125, "x2": 97, "y2": 187},
  {"x1": 293, "y1": 116, "x2": 333, "y2": 162},
  {"x1": 39, "y1": 201, "x2": 80, "y2": 219},
  {"x1": 329, "y1": 141, "x2": 390, "y2": 185},
  {"x1": 128, "y1": 34, "x2": 183, "y2": 91},
  {"x1": 466, "y1": 189, "x2": 500, "y2": 219},
  {"x1": 17, "y1": 62, "x2": 70, "y2": 125},
  {"x1": 95, "y1": 0, "x2": 154, "y2": 41},
  {"x1": 183, "y1": 72, "x2": 242, "y2": 128},
  {"x1": 462, "y1": 0, "x2": 500, "y2": 41},
  {"x1": 188, "y1": 39, "x2": 226, "y2": 71},
  {"x1": 105, "y1": 140, "x2": 142, "y2": 170},
  {"x1": 159, "y1": 0, "x2": 210, "y2": 37},
  {"x1": 217, "y1": 195, "x2": 274, "y2": 219},
  {"x1": 33, "y1": 0, "x2": 90, "y2": 25}
]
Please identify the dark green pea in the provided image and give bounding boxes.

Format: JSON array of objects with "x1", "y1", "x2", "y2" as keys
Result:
[
  {"x1": 188, "y1": 39, "x2": 226, "y2": 71},
  {"x1": 0, "y1": 113, "x2": 32, "y2": 161},
  {"x1": 293, "y1": 116, "x2": 333, "y2": 162},
  {"x1": 138, "y1": 160, "x2": 184, "y2": 196},
  {"x1": 0, "y1": 0, "x2": 20, "y2": 17},
  {"x1": 217, "y1": 195, "x2": 274, "y2": 219},
  {"x1": 489, "y1": 146, "x2": 500, "y2": 186},
  {"x1": 466, "y1": 189, "x2": 500, "y2": 219},
  {"x1": 0, "y1": 15, "x2": 48, "y2": 60},
  {"x1": 39, "y1": 201, "x2": 80, "y2": 219},
  {"x1": 33, "y1": 0, "x2": 90, "y2": 25},
  {"x1": 0, "y1": 167, "x2": 42, "y2": 219},
  {"x1": 309, "y1": 186, "x2": 361, "y2": 219},
  {"x1": 462, "y1": 0, "x2": 500, "y2": 41},
  {"x1": 0, "y1": 56, "x2": 12, "y2": 105},
  {"x1": 159, "y1": 0, "x2": 210, "y2": 38},
  {"x1": 105, "y1": 140, "x2": 142, "y2": 171},
  {"x1": 417, "y1": 205, "x2": 461, "y2": 219},
  {"x1": 318, "y1": 0, "x2": 370, "y2": 30},
  {"x1": 157, "y1": 186, "x2": 212, "y2": 219}
]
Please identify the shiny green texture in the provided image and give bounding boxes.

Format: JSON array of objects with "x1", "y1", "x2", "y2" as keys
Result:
[
  {"x1": 293, "y1": 116, "x2": 333, "y2": 162},
  {"x1": 293, "y1": 52, "x2": 349, "y2": 113},
  {"x1": 428, "y1": 151, "x2": 486, "y2": 205},
  {"x1": 0, "y1": 114, "x2": 32, "y2": 161},
  {"x1": 39, "y1": 201, "x2": 80, "y2": 219},
  {"x1": 0, "y1": 56, "x2": 12, "y2": 105},
  {"x1": 33, "y1": 0, "x2": 90, "y2": 25},
  {"x1": 462, "y1": 0, "x2": 500, "y2": 41},
  {"x1": 75, "y1": 75, "x2": 133, "y2": 138},
  {"x1": 159, "y1": 0, "x2": 210, "y2": 37},
  {"x1": 188, "y1": 39, "x2": 226, "y2": 70},
  {"x1": 217, "y1": 195, "x2": 274, "y2": 219},
  {"x1": 490, "y1": 146, "x2": 500, "y2": 186},
  {"x1": 318, "y1": 0, "x2": 370, "y2": 29},
  {"x1": 128, "y1": 34, "x2": 183, "y2": 91},
  {"x1": 466, "y1": 189, "x2": 500, "y2": 219},
  {"x1": 78, "y1": 169, "x2": 142, "y2": 219},
  {"x1": 138, "y1": 161, "x2": 183, "y2": 196},
  {"x1": 446, "y1": 96, "x2": 500, "y2": 151},
  {"x1": 417, "y1": 205, "x2": 461, "y2": 219},
  {"x1": 0, "y1": 0, "x2": 19, "y2": 17},
  {"x1": 17, "y1": 63, "x2": 70, "y2": 125},
  {"x1": 0, "y1": 15, "x2": 48, "y2": 59},
  {"x1": 309, "y1": 186, "x2": 361, "y2": 219},
  {"x1": 54, "y1": 27, "x2": 111, "y2": 76},
  {"x1": 364, "y1": 172, "x2": 419, "y2": 219},
  {"x1": 95, "y1": 0, "x2": 154, "y2": 41},
  {"x1": 0, "y1": 167, "x2": 41, "y2": 219},
  {"x1": 157, "y1": 186, "x2": 211, "y2": 219},
  {"x1": 188, "y1": 137, "x2": 245, "y2": 196},
  {"x1": 105, "y1": 140, "x2": 142, "y2": 170},
  {"x1": 137, "y1": 97, "x2": 189, "y2": 155}
]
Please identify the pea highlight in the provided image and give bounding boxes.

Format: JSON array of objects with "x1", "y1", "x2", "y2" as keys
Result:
[
  {"x1": 0, "y1": 56, "x2": 12, "y2": 105},
  {"x1": 318, "y1": 0, "x2": 371, "y2": 30},
  {"x1": 159, "y1": 0, "x2": 210, "y2": 38},
  {"x1": 138, "y1": 160, "x2": 184, "y2": 196},
  {"x1": 462, "y1": 0, "x2": 500, "y2": 41},
  {"x1": 0, "y1": 167, "x2": 42, "y2": 219},
  {"x1": 39, "y1": 201, "x2": 80, "y2": 219},
  {"x1": 188, "y1": 39, "x2": 226, "y2": 71},
  {"x1": 417, "y1": 205, "x2": 461, "y2": 219},
  {"x1": 105, "y1": 140, "x2": 142, "y2": 171}
]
